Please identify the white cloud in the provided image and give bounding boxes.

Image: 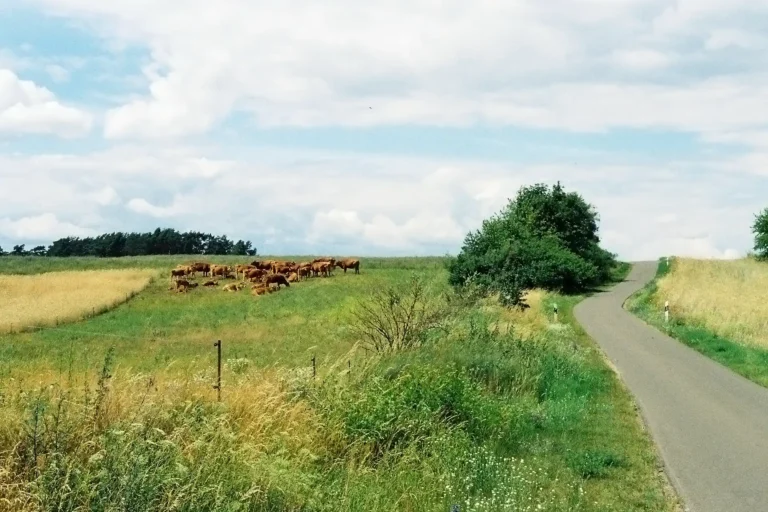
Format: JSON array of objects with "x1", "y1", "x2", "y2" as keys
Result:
[
  {"x1": 126, "y1": 197, "x2": 184, "y2": 218},
  {"x1": 0, "y1": 144, "x2": 762, "y2": 260},
  {"x1": 45, "y1": 64, "x2": 70, "y2": 82},
  {"x1": 0, "y1": 213, "x2": 96, "y2": 240},
  {"x1": 89, "y1": 186, "x2": 120, "y2": 206},
  {"x1": 0, "y1": 68, "x2": 91, "y2": 136},
  {"x1": 17, "y1": 0, "x2": 768, "y2": 137},
  {"x1": 613, "y1": 49, "x2": 673, "y2": 70}
]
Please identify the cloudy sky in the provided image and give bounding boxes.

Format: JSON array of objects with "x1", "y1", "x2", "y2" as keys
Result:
[{"x1": 1, "y1": 0, "x2": 766, "y2": 259}]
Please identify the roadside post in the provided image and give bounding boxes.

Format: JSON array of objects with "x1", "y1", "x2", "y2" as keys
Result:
[
  {"x1": 213, "y1": 340, "x2": 222, "y2": 401},
  {"x1": 553, "y1": 302, "x2": 558, "y2": 323},
  {"x1": 664, "y1": 301, "x2": 669, "y2": 323}
]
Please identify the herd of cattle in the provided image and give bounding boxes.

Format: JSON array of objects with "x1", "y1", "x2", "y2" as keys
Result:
[{"x1": 169, "y1": 257, "x2": 361, "y2": 296}]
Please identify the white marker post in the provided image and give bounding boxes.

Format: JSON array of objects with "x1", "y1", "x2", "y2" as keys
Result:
[
  {"x1": 664, "y1": 301, "x2": 670, "y2": 323},
  {"x1": 553, "y1": 302, "x2": 558, "y2": 323}
]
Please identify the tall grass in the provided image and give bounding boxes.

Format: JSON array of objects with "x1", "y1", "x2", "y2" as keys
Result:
[
  {"x1": 627, "y1": 258, "x2": 768, "y2": 389},
  {"x1": 653, "y1": 258, "x2": 768, "y2": 348},
  {"x1": 0, "y1": 269, "x2": 156, "y2": 334}
]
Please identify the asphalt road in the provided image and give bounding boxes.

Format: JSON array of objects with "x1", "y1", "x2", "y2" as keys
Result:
[{"x1": 574, "y1": 261, "x2": 768, "y2": 512}]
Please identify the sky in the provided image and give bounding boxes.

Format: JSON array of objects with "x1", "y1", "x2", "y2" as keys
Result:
[{"x1": 1, "y1": 1, "x2": 766, "y2": 260}]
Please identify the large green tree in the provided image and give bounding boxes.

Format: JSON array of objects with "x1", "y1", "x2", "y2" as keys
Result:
[
  {"x1": 449, "y1": 181, "x2": 617, "y2": 306},
  {"x1": 752, "y1": 207, "x2": 768, "y2": 260}
]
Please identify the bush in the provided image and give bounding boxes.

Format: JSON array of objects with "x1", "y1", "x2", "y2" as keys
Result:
[
  {"x1": 449, "y1": 182, "x2": 617, "y2": 304},
  {"x1": 350, "y1": 274, "x2": 450, "y2": 353}
]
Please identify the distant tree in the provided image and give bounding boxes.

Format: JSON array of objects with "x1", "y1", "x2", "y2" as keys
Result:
[
  {"x1": 11, "y1": 244, "x2": 27, "y2": 256},
  {"x1": 29, "y1": 245, "x2": 47, "y2": 256},
  {"x1": 449, "y1": 181, "x2": 617, "y2": 307},
  {"x1": 752, "y1": 207, "x2": 768, "y2": 260},
  {"x1": 45, "y1": 228, "x2": 258, "y2": 258},
  {"x1": 231, "y1": 240, "x2": 255, "y2": 256},
  {"x1": 0, "y1": 245, "x2": 5, "y2": 256}
]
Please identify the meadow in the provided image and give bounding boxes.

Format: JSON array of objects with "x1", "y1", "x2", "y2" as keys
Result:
[
  {"x1": 626, "y1": 257, "x2": 768, "y2": 388},
  {"x1": 0, "y1": 256, "x2": 679, "y2": 511}
]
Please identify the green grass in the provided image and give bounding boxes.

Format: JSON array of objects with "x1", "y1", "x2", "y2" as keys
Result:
[
  {"x1": 625, "y1": 257, "x2": 768, "y2": 389},
  {"x1": 0, "y1": 257, "x2": 678, "y2": 511}
]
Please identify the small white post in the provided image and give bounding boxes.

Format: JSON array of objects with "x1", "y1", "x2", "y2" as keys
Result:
[
  {"x1": 664, "y1": 301, "x2": 669, "y2": 323},
  {"x1": 666, "y1": 257, "x2": 669, "y2": 268},
  {"x1": 553, "y1": 302, "x2": 559, "y2": 323}
]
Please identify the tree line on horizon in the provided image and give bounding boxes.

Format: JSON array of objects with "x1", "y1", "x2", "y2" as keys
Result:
[{"x1": 0, "y1": 228, "x2": 257, "y2": 258}]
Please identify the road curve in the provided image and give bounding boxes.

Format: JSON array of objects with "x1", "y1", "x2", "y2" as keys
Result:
[{"x1": 574, "y1": 261, "x2": 768, "y2": 512}]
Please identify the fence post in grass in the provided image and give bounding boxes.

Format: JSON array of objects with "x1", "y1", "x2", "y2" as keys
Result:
[
  {"x1": 213, "y1": 340, "x2": 222, "y2": 402},
  {"x1": 664, "y1": 301, "x2": 670, "y2": 323},
  {"x1": 553, "y1": 302, "x2": 558, "y2": 323},
  {"x1": 312, "y1": 354, "x2": 316, "y2": 379}
]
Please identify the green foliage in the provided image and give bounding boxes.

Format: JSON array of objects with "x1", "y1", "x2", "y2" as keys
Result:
[
  {"x1": 567, "y1": 449, "x2": 626, "y2": 479},
  {"x1": 448, "y1": 182, "x2": 618, "y2": 305},
  {"x1": 752, "y1": 207, "x2": 768, "y2": 260}
]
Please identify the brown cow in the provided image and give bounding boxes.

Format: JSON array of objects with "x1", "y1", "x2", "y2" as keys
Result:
[
  {"x1": 245, "y1": 268, "x2": 268, "y2": 282},
  {"x1": 190, "y1": 262, "x2": 211, "y2": 277},
  {"x1": 298, "y1": 266, "x2": 312, "y2": 280},
  {"x1": 170, "y1": 268, "x2": 188, "y2": 281},
  {"x1": 235, "y1": 264, "x2": 255, "y2": 279},
  {"x1": 210, "y1": 265, "x2": 233, "y2": 278},
  {"x1": 286, "y1": 272, "x2": 299, "y2": 283},
  {"x1": 336, "y1": 258, "x2": 360, "y2": 274},
  {"x1": 263, "y1": 273, "x2": 290, "y2": 288},
  {"x1": 311, "y1": 261, "x2": 331, "y2": 277}
]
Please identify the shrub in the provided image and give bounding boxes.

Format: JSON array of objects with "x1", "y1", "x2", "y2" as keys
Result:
[
  {"x1": 350, "y1": 274, "x2": 450, "y2": 353},
  {"x1": 448, "y1": 182, "x2": 617, "y2": 304}
]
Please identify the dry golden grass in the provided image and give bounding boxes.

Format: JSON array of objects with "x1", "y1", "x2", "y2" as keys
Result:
[
  {"x1": 656, "y1": 257, "x2": 768, "y2": 347},
  {"x1": 483, "y1": 289, "x2": 549, "y2": 340},
  {"x1": 0, "y1": 269, "x2": 157, "y2": 334}
]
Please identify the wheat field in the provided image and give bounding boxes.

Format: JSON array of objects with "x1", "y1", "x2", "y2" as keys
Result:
[
  {"x1": 0, "y1": 269, "x2": 157, "y2": 334},
  {"x1": 656, "y1": 257, "x2": 768, "y2": 347}
]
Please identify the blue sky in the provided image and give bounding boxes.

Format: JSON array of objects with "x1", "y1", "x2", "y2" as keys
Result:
[{"x1": 1, "y1": 0, "x2": 767, "y2": 259}]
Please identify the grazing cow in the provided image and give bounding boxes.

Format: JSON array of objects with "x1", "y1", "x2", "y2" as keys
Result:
[
  {"x1": 210, "y1": 265, "x2": 233, "y2": 278},
  {"x1": 263, "y1": 273, "x2": 290, "y2": 288},
  {"x1": 336, "y1": 258, "x2": 360, "y2": 274},
  {"x1": 170, "y1": 268, "x2": 188, "y2": 281},
  {"x1": 311, "y1": 261, "x2": 331, "y2": 277},
  {"x1": 235, "y1": 264, "x2": 255, "y2": 279},
  {"x1": 245, "y1": 268, "x2": 268, "y2": 282},
  {"x1": 298, "y1": 266, "x2": 312, "y2": 280},
  {"x1": 190, "y1": 262, "x2": 211, "y2": 277}
]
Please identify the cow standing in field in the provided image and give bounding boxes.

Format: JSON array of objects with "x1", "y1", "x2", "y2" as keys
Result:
[
  {"x1": 335, "y1": 258, "x2": 360, "y2": 274},
  {"x1": 263, "y1": 273, "x2": 291, "y2": 289}
]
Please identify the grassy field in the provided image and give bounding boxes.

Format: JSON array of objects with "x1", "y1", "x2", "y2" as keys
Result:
[
  {"x1": 0, "y1": 269, "x2": 157, "y2": 335},
  {"x1": 0, "y1": 256, "x2": 679, "y2": 511},
  {"x1": 626, "y1": 257, "x2": 768, "y2": 388}
]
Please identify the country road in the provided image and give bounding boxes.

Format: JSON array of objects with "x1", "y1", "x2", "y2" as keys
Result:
[{"x1": 574, "y1": 261, "x2": 768, "y2": 512}]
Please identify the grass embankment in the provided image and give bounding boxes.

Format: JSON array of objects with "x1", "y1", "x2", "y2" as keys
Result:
[
  {"x1": 0, "y1": 269, "x2": 157, "y2": 335},
  {"x1": 626, "y1": 257, "x2": 768, "y2": 388},
  {"x1": 0, "y1": 257, "x2": 677, "y2": 511}
]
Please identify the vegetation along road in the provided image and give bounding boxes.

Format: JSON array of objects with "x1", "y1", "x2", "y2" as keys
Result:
[{"x1": 575, "y1": 261, "x2": 768, "y2": 512}]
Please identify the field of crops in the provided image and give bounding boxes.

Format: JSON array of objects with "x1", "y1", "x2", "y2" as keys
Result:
[{"x1": 0, "y1": 256, "x2": 678, "y2": 511}]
